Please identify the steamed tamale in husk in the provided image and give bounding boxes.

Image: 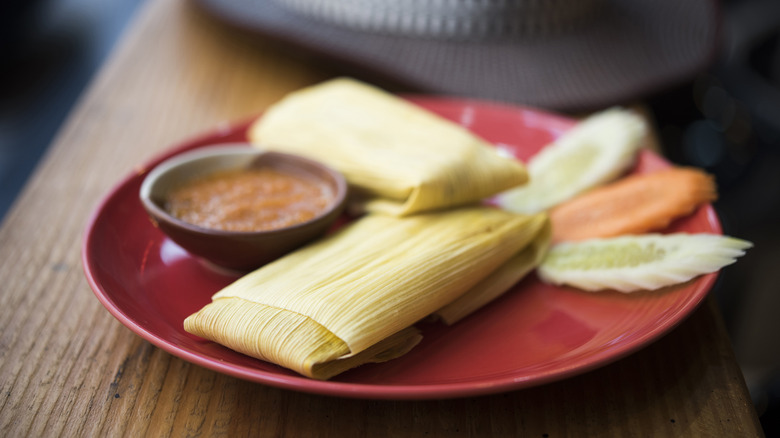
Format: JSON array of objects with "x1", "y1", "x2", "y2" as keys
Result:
[
  {"x1": 184, "y1": 207, "x2": 550, "y2": 380},
  {"x1": 248, "y1": 78, "x2": 528, "y2": 216}
]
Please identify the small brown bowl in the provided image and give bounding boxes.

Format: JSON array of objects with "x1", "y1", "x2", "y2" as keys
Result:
[{"x1": 139, "y1": 144, "x2": 347, "y2": 272}]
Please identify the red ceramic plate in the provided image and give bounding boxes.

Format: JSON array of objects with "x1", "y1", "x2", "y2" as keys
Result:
[{"x1": 82, "y1": 97, "x2": 722, "y2": 400}]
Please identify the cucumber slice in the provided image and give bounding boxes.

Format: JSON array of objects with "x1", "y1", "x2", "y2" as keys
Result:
[
  {"x1": 538, "y1": 233, "x2": 752, "y2": 293},
  {"x1": 496, "y1": 108, "x2": 646, "y2": 214}
]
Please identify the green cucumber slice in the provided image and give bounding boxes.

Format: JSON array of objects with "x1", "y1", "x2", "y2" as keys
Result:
[
  {"x1": 497, "y1": 108, "x2": 645, "y2": 214},
  {"x1": 538, "y1": 233, "x2": 752, "y2": 293}
]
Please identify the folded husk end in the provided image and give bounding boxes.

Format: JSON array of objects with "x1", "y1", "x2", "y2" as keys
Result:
[{"x1": 183, "y1": 297, "x2": 422, "y2": 380}]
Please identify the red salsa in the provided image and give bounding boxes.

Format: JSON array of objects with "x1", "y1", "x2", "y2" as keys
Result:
[{"x1": 166, "y1": 167, "x2": 334, "y2": 231}]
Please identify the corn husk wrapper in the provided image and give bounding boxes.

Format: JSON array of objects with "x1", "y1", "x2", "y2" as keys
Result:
[
  {"x1": 184, "y1": 207, "x2": 550, "y2": 379},
  {"x1": 434, "y1": 218, "x2": 551, "y2": 324},
  {"x1": 247, "y1": 78, "x2": 528, "y2": 216}
]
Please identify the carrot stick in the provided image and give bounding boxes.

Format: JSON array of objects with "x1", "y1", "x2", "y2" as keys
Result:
[{"x1": 549, "y1": 167, "x2": 717, "y2": 242}]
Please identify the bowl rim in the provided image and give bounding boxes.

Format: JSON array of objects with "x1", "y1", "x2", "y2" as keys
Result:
[{"x1": 138, "y1": 143, "x2": 348, "y2": 236}]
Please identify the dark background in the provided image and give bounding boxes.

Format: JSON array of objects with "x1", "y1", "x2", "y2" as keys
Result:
[{"x1": 1, "y1": 0, "x2": 777, "y2": 434}]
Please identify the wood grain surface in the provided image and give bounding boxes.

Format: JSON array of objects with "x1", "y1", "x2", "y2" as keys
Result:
[{"x1": 0, "y1": 0, "x2": 764, "y2": 436}]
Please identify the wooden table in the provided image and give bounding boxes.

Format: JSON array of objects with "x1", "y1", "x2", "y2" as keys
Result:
[{"x1": 0, "y1": 0, "x2": 764, "y2": 436}]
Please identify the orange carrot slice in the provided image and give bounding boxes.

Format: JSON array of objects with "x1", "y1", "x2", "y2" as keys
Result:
[{"x1": 549, "y1": 167, "x2": 717, "y2": 242}]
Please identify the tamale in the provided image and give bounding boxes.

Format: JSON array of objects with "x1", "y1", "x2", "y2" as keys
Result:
[
  {"x1": 247, "y1": 78, "x2": 528, "y2": 216},
  {"x1": 184, "y1": 207, "x2": 549, "y2": 380}
]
